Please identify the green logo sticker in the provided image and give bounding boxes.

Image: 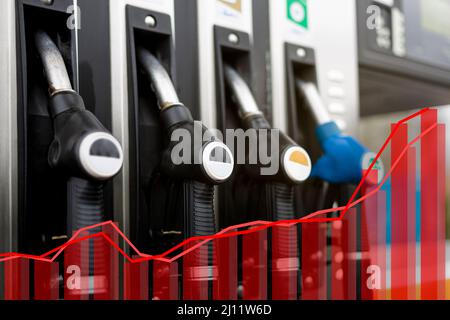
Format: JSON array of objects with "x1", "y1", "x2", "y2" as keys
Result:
[
  {"x1": 287, "y1": 0, "x2": 308, "y2": 29},
  {"x1": 362, "y1": 152, "x2": 385, "y2": 185}
]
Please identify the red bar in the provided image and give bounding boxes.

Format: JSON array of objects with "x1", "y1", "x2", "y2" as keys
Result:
[
  {"x1": 331, "y1": 209, "x2": 357, "y2": 300},
  {"x1": 34, "y1": 261, "x2": 59, "y2": 300},
  {"x1": 64, "y1": 231, "x2": 89, "y2": 300},
  {"x1": 93, "y1": 224, "x2": 119, "y2": 300},
  {"x1": 301, "y1": 222, "x2": 327, "y2": 300},
  {"x1": 361, "y1": 169, "x2": 388, "y2": 300},
  {"x1": 407, "y1": 148, "x2": 417, "y2": 300},
  {"x1": 421, "y1": 110, "x2": 442, "y2": 300},
  {"x1": 360, "y1": 170, "x2": 377, "y2": 300},
  {"x1": 272, "y1": 224, "x2": 298, "y2": 300},
  {"x1": 183, "y1": 241, "x2": 210, "y2": 300},
  {"x1": 331, "y1": 219, "x2": 345, "y2": 300},
  {"x1": 153, "y1": 260, "x2": 178, "y2": 300},
  {"x1": 437, "y1": 124, "x2": 446, "y2": 299},
  {"x1": 390, "y1": 123, "x2": 409, "y2": 300},
  {"x1": 0, "y1": 262, "x2": 3, "y2": 300},
  {"x1": 124, "y1": 260, "x2": 149, "y2": 300},
  {"x1": 4, "y1": 259, "x2": 29, "y2": 300},
  {"x1": 213, "y1": 230, "x2": 238, "y2": 300},
  {"x1": 375, "y1": 191, "x2": 387, "y2": 300},
  {"x1": 242, "y1": 228, "x2": 268, "y2": 300},
  {"x1": 346, "y1": 209, "x2": 357, "y2": 300},
  {"x1": 360, "y1": 192, "x2": 373, "y2": 300}
]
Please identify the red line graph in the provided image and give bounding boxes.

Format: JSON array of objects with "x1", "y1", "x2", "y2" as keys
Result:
[{"x1": 0, "y1": 108, "x2": 436, "y2": 266}]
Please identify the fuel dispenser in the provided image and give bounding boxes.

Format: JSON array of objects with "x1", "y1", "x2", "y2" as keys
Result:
[
  {"x1": 268, "y1": 0, "x2": 383, "y2": 299},
  {"x1": 9, "y1": 0, "x2": 123, "y2": 257},
  {"x1": 174, "y1": 0, "x2": 283, "y2": 229},
  {"x1": 110, "y1": 1, "x2": 233, "y2": 256},
  {"x1": 268, "y1": 0, "x2": 362, "y2": 213},
  {"x1": 173, "y1": 0, "x2": 313, "y2": 300},
  {"x1": 223, "y1": 64, "x2": 313, "y2": 300}
]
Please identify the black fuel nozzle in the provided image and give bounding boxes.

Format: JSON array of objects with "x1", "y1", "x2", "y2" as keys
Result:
[
  {"x1": 137, "y1": 47, "x2": 234, "y2": 185},
  {"x1": 35, "y1": 30, "x2": 123, "y2": 181},
  {"x1": 223, "y1": 64, "x2": 312, "y2": 184},
  {"x1": 35, "y1": 30, "x2": 124, "y2": 237}
]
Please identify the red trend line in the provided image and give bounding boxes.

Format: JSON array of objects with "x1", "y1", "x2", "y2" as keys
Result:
[
  {"x1": 0, "y1": 108, "x2": 437, "y2": 265},
  {"x1": 41, "y1": 220, "x2": 143, "y2": 259},
  {"x1": 340, "y1": 108, "x2": 430, "y2": 219}
]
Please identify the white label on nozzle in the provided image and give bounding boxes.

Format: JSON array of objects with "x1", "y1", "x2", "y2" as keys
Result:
[
  {"x1": 202, "y1": 142, "x2": 234, "y2": 182},
  {"x1": 79, "y1": 132, "x2": 123, "y2": 180},
  {"x1": 282, "y1": 146, "x2": 312, "y2": 183}
]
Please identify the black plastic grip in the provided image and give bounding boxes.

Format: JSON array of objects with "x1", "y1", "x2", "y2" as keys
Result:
[
  {"x1": 242, "y1": 114, "x2": 271, "y2": 130},
  {"x1": 49, "y1": 91, "x2": 85, "y2": 118},
  {"x1": 160, "y1": 104, "x2": 194, "y2": 130},
  {"x1": 240, "y1": 114, "x2": 304, "y2": 184},
  {"x1": 48, "y1": 92, "x2": 122, "y2": 181},
  {"x1": 160, "y1": 104, "x2": 228, "y2": 185}
]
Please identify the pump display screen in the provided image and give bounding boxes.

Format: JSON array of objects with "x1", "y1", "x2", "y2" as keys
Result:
[
  {"x1": 358, "y1": 0, "x2": 450, "y2": 116},
  {"x1": 405, "y1": 0, "x2": 450, "y2": 69}
]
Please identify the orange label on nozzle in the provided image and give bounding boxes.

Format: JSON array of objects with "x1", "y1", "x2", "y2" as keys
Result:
[
  {"x1": 218, "y1": 0, "x2": 242, "y2": 12},
  {"x1": 283, "y1": 147, "x2": 312, "y2": 182},
  {"x1": 289, "y1": 150, "x2": 309, "y2": 166}
]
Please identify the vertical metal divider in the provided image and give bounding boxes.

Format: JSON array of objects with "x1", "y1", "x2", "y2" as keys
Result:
[{"x1": 0, "y1": 1, "x2": 18, "y2": 300}]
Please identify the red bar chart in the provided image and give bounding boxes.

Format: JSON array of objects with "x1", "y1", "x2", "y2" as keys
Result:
[{"x1": 0, "y1": 108, "x2": 447, "y2": 301}]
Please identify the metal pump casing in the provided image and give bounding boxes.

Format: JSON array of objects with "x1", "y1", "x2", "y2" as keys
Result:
[
  {"x1": 0, "y1": 0, "x2": 17, "y2": 253},
  {"x1": 269, "y1": 0, "x2": 360, "y2": 135}
]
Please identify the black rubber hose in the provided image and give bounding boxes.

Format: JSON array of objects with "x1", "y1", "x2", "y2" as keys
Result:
[
  {"x1": 67, "y1": 178, "x2": 105, "y2": 233},
  {"x1": 272, "y1": 183, "x2": 297, "y2": 258}
]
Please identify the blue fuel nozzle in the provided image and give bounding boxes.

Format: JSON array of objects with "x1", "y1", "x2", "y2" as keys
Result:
[
  {"x1": 297, "y1": 81, "x2": 383, "y2": 185},
  {"x1": 312, "y1": 121, "x2": 369, "y2": 184}
]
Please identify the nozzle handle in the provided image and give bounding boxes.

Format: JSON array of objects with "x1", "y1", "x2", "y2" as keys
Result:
[
  {"x1": 223, "y1": 64, "x2": 262, "y2": 119},
  {"x1": 137, "y1": 47, "x2": 180, "y2": 109},
  {"x1": 297, "y1": 81, "x2": 332, "y2": 126},
  {"x1": 34, "y1": 30, "x2": 74, "y2": 96}
]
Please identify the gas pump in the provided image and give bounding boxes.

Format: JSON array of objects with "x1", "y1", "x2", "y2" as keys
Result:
[
  {"x1": 8, "y1": 0, "x2": 123, "y2": 256},
  {"x1": 268, "y1": 0, "x2": 362, "y2": 214},
  {"x1": 174, "y1": 0, "x2": 280, "y2": 229},
  {"x1": 223, "y1": 64, "x2": 311, "y2": 222},
  {"x1": 109, "y1": 0, "x2": 233, "y2": 255},
  {"x1": 268, "y1": 0, "x2": 383, "y2": 299},
  {"x1": 138, "y1": 47, "x2": 234, "y2": 239},
  {"x1": 224, "y1": 64, "x2": 312, "y2": 300},
  {"x1": 173, "y1": 1, "x2": 311, "y2": 299}
]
